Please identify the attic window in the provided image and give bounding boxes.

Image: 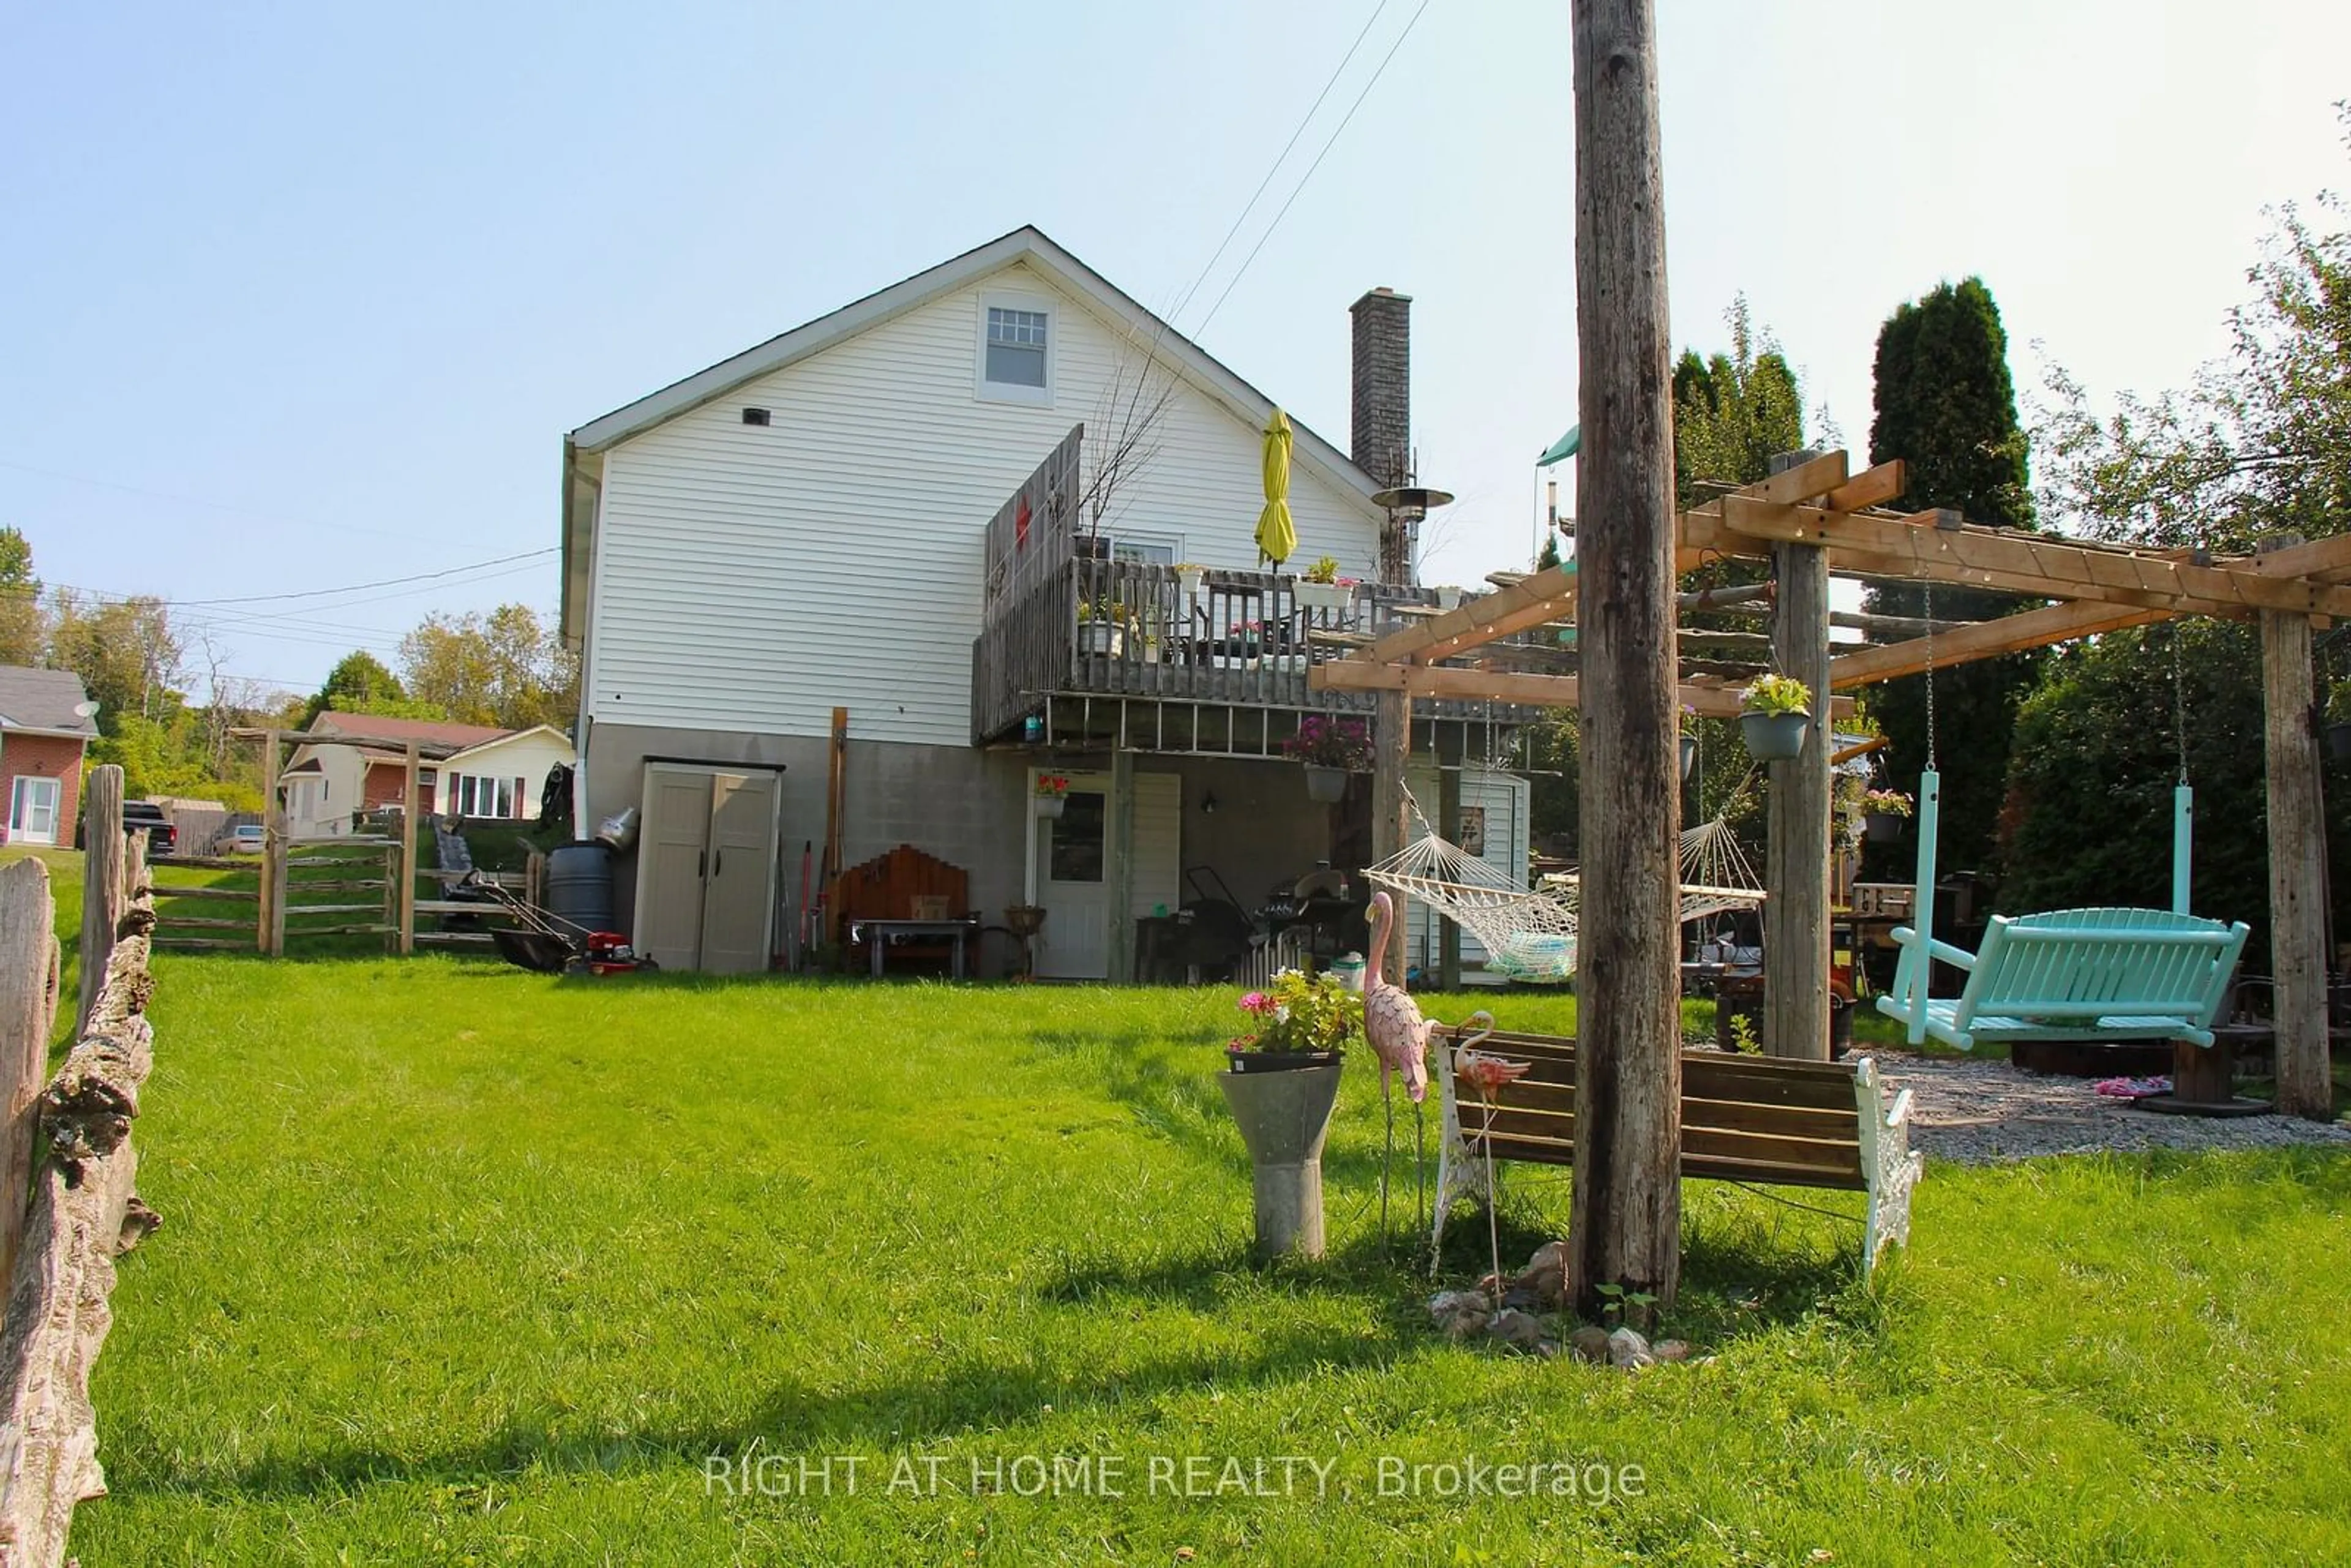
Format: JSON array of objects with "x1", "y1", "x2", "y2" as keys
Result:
[
  {"x1": 976, "y1": 293, "x2": 1054, "y2": 407},
  {"x1": 741, "y1": 407, "x2": 771, "y2": 426}
]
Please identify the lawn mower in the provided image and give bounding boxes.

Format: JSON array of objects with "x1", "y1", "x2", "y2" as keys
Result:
[{"x1": 456, "y1": 871, "x2": 659, "y2": 977}]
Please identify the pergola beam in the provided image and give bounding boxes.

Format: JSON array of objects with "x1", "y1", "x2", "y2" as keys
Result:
[
  {"x1": 1827, "y1": 599, "x2": 2174, "y2": 688},
  {"x1": 1357, "y1": 566, "x2": 1578, "y2": 666},
  {"x1": 1712, "y1": 497, "x2": 2351, "y2": 619},
  {"x1": 1308, "y1": 657, "x2": 1856, "y2": 718}
]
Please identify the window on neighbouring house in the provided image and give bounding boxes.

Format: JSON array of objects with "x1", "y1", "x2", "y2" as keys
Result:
[
  {"x1": 985, "y1": 307, "x2": 1048, "y2": 388},
  {"x1": 1109, "y1": 538, "x2": 1177, "y2": 566},
  {"x1": 450, "y1": 773, "x2": 522, "y2": 819}
]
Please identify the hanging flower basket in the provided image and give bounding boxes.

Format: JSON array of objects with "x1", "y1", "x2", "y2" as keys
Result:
[
  {"x1": 2327, "y1": 722, "x2": 2351, "y2": 764},
  {"x1": 1863, "y1": 811, "x2": 1906, "y2": 844},
  {"x1": 1034, "y1": 774, "x2": 1071, "y2": 819},
  {"x1": 1679, "y1": 735, "x2": 1698, "y2": 781},
  {"x1": 1741, "y1": 711, "x2": 1809, "y2": 761},
  {"x1": 1304, "y1": 764, "x2": 1349, "y2": 803}
]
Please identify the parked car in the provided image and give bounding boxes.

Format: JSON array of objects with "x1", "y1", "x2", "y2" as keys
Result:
[
  {"x1": 87, "y1": 801, "x2": 177, "y2": 857},
  {"x1": 228, "y1": 823, "x2": 265, "y2": 855}
]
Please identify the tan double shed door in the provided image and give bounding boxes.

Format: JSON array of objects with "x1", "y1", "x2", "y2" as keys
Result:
[{"x1": 634, "y1": 764, "x2": 781, "y2": 973}]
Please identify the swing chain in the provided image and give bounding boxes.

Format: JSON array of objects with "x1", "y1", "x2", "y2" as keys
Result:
[{"x1": 1922, "y1": 577, "x2": 1937, "y2": 771}]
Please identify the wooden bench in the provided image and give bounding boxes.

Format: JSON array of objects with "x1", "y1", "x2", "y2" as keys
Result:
[
  {"x1": 1875, "y1": 906, "x2": 2249, "y2": 1054},
  {"x1": 1431, "y1": 1027, "x2": 1922, "y2": 1277}
]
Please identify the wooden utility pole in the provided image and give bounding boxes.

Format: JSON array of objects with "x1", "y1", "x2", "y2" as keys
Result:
[
  {"x1": 1567, "y1": 0, "x2": 1682, "y2": 1317},
  {"x1": 2257, "y1": 561, "x2": 2331, "y2": 1118},
  {"x1": 1765, "y1": 451, "x2": 1833, "y2": 1059},
  {"x1": 1371, "y1": 689, "x2": 1412, "y2": 983}
]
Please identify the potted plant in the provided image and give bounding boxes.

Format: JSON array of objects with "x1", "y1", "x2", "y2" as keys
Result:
[
  {"x1": 1679, "y1": 705, "x2": 1699, "y2": 781},
  {"x1": 1220, "y1": 968, "x2": 1362, "y2": 1260},
  {"x1": 1739, "y1": 673, "x2": 1813, "y2": 761},
  {"x1": 2327, "y1": 681, "x2": 2351, "y2": 762},
  {"x1": 1283, "y1": 715, "x2": 1373, "y2": 802},
  {"x1": 1176, "y1": 561, "x2": 1206, "y2": 598},
  {"x1": 1293, "y1": 555, "x2": 1354, "y2": 613},
  {"x1": 1077, "y1": 599, "x2": 1128, "y2": 658},
  {"x1": 1861, "y1": 787, "x2": 1913, "y2": 843},
  {"x1": 1033, "y1": 773, "x2": 1071, "y2": 819}
]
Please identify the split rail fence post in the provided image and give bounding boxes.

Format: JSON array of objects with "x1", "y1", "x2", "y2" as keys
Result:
[
  {"x1": 77, "y1": 767, "x2": 126, "y2": 1039},
  {"x1": 0, "y1": 860, "x2": 58, "y2": 1294}
]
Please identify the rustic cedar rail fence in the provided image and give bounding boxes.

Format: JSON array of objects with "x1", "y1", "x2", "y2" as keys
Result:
[{"x1": 1, "y1": 767, "x2": 162, "y2": 1566}]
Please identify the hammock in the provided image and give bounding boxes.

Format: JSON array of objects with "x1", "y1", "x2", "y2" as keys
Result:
[{"x1": 1364, "y1": 796, "x2": 1764, "y2": 983}]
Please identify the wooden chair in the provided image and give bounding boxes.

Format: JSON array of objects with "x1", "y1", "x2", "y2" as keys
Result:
[
  {"x1": 1875, "y1": 907, "x2": 2249, "y2": 1053},
  {"x1": 1431, "y1": 1027, "x2": 1922, "y2": 1277}
]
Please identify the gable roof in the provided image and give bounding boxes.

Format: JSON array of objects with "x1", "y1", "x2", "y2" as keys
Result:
[
  {"x1": 0, "y1": 666, "x2": 98, "y2": 739},
  {"x1": 441, "y1": 724, "x2": 574, "y2": 767},
  {"x1": 560, "y1": 225, "x2": 1378, "y2": 641},
  {"x1": 312, "y1": 711, "x2": 512, "y2": 750}
]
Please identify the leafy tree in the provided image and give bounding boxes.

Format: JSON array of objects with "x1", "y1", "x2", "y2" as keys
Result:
[
  {"x1": 301, "y1": 650, "x2": 444, "y2": 728},
  {"x1": 2036, "y1": 103, "x2": 2351, "y2": 550},
  {"x1": 0, "y1": 528, "x2": 43, "y2": 667},
  {"x1": 399, "y1": 604, "x2": 578, "y2": 731},
  {"x1": 45, "y1": 591, "x2": 182, "y2": 736},
  {"x1": 1860, "y1": 277, "x2": 2038, "y2": 883},
  {"x1": 1671, "y1": 298, "x2": 1807, "y2": 509}
]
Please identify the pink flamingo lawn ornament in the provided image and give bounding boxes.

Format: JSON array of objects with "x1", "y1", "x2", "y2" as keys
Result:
[
  {"x1": 1454, "y1": 1022, "x2": 1531, "y2": 1303},
  {"x1": 1365, "y1": 891, "x2": 1438, "y2": 1241}
]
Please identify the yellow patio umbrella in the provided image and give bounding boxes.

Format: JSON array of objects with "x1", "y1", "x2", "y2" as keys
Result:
[{"x1": 1254, "y1": 408, "x2": 1298, "y2": 568}]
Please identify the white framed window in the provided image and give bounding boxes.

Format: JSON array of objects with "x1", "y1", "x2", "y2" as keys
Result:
[
  {"x1": 450, "y1": 773, "x2": 526, "y2": 819},
  {"x1": 1109, "y1": 533, "x2": 1181, "y2": 566},
  {"x1": 976, "y1": 291, "x2": 1054, "y2": 407},
  {"x1": 8, "y1": 776, "x2": 60, "y2": 845}
]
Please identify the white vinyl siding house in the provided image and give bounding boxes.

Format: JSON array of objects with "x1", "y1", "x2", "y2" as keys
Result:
[
  {"x1": 581, "y1": 253, "x2": 1382, "y2": 752},
  {"x1": 438, "y1": 726, "x2": 577, "y2": 822}
]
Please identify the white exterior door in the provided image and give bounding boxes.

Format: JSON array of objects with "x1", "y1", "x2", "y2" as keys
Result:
[
  {"x1": 1033, "y1": 771, "x2": 1111, "y2": 980},
  {"x1": 8, "y1": 776, "x2": 60, "y2": 846}
]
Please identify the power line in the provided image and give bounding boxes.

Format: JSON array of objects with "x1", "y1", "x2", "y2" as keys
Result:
[
  {"x1": 1195, "y1": 0, "x2": 1437, "y2": 336},
  {"x1": 172, "y1": 549, "x2": 557, "y2": 607},
  {"x1": 0, "y1": 456, "x2": 418, "y2": 542},
  {"x1": 1168, "y1": 0, "x2": 1395, "y2": 328}
]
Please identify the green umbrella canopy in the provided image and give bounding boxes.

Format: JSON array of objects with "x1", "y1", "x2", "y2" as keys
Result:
[{"x1": 1536, "y1": 426, "x2": 1580, "y2": 467}]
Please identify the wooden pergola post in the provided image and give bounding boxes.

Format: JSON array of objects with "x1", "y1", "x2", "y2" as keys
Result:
[
  {"x1": 1567, "y1": 0, "x2": 1681, "y2": 1319},
  {"x1": 1371, "y1": 689, "x2": 1411, "y2": 983},
  {"x1": 2258, "y1": 561, "x2": 2331, "y2": 1119},
  {"x1": 1436, "y1": 757, "x2": 1462, "y2": 989},
  {"x1": 1764, "y1": 452, "x2": 1834, "y2": 1059}
]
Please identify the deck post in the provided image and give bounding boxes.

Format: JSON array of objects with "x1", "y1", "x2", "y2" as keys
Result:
[
  {"x1": 1567, "y1": 0, "x2": 1682, "y2": 1320},
  {"x1": 400, "y1": 741, "x2": 420, "y2": 957},
  {"x1": 1371, "y1": 689, "x2": 1411, "y2": 984},
  {"x1": 2257, "y1": 564, "x2": 2331, "y2": 1119},
  {"x1": 1106, "y1": 747, "x2": 1135, "y2": 983},
  {"x1": 1765, "y1": 451, "x2": 1833, "y2": 1060}
]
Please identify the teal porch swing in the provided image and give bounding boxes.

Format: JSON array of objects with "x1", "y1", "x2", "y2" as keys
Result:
[{"x1": 1874, "y1": 619, "x2": 2249, "y2": 1053}]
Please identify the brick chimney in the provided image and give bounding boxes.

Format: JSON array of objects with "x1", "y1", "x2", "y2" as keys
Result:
[{"x1": 1349, "y1": 288, "x2": 1411, "y2": 490}]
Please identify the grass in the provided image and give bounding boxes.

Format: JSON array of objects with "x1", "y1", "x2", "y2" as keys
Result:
[{"x1": 46, "y1": 940, "x2": 2350, "y2": 1564}]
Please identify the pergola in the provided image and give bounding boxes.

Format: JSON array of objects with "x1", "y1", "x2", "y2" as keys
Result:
[{"x1": 1312, "y1": 448, "x2": 2346, "y2": 1121}]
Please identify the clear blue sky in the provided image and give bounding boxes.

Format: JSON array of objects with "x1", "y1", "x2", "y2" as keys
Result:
[{"x1": 6, "y1": 1, "x2": 2345, "y2": 698}]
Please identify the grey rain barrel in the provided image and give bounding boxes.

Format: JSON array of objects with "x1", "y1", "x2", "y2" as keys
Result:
[{"x1": 546, "y1": 841, "x2": 616, "y2": 935}]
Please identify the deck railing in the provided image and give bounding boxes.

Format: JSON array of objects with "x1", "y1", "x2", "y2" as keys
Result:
[{"x1": 972, "y1": 553, "x2": 1454, "y2": 743}]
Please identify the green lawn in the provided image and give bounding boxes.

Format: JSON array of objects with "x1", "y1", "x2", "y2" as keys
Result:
[{"x1": 53, "y1": 945, "x2": 2351, "y2": 1564}]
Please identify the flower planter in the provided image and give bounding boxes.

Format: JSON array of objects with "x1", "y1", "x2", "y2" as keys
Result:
[
  {"x1": 1293, "y1": 580, "x2": 1351, "y2": 612},
  {"x1": 1741, "y1": 710, "x2": 1810, "y2": 761},
  {"x1": 1303, "y1": 765, "x2": 1349, "y2": 803},
  {"x1": 2328, "y1": 722, "x2": 2351, "y2": 763},
  {"x1": 1177, "y1": 567, "x2": 1205, "y2": 598},
  {"x1": 1679, "y1": 735, "x2": 1698, "y2": 781},
  {"x1": 1218, "y1": 1059, "x2": 1342, "y2": 1260},
  {"x1": 1226, "y1": 1049, "x2": 1343, "y2": 1073},
  {"x1": 1078, "y1": 623, "x2": 1123, "y2": 657},
  {"x1": 1863, "y1": 811, "x2": 1907, "y2": 844},
  {"x1": 1035, "y1": 795, "x2": 1067, "y2": 819}
]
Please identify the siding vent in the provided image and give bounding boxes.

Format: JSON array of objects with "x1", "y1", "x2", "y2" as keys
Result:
[{"x1": 740, "y1": 407, "x2": 771, "y2": 426}]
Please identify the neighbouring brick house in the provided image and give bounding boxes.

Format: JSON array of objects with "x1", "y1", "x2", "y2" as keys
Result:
[{"x1": 0, "y1": 666, "x2": 98, "y2": 847}]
